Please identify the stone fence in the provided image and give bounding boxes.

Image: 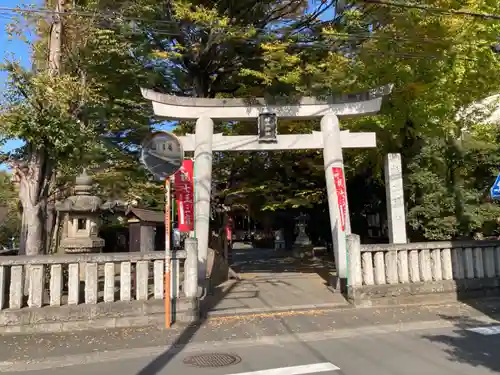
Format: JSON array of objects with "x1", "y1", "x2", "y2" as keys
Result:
[
  {"x1": 347, "y1": 235, "x2": 500, "y2": 305},
  {"x1": 0, "y1": 242, "x2": 199, "y2": 334}
]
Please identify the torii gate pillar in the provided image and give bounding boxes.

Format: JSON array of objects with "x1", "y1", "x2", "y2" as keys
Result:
[
  {"x1": 321, "y1": 114, "x2": 347, "y2": 280},
  {"x1": 194, "y1": 116, "x2": 214, "y2": 281}
]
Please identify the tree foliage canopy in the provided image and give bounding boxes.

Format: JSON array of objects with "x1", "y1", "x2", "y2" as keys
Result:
[{"x1": 1, "y1": 0, "x2": 500, "y2": 252}]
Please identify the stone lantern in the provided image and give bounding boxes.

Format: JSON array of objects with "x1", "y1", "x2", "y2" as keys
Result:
[
  {"x1": 57, "y1": 170, "x2": 105, "y2": 254},
  {"x1": 292, "y1": 213, "x2": 313, "y2": 258}
]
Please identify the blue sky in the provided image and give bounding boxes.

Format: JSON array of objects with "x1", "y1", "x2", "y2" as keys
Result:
[{"x1": 0, "y1": 0, "x2": 34, "y2": 158}]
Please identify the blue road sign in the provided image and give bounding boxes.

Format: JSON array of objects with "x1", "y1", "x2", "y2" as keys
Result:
[{"x1": 491, "y1": 174, "x2": 500, "y2": 199}]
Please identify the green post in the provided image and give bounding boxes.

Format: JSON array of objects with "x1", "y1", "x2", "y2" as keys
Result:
[
  {"x1": 345, "y1": 238, "x2": 349, "y2": 283},
  {"x1": 171, "y1": 183, "x2": 175, "y2": 224}
]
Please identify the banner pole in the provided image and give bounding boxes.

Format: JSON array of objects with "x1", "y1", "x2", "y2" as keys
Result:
[
  {"x1": 164, "y1": 178, "x2": 172, "y2": 328},
  {"x1": 192, "y1": 157, "x2": 196, "y2": 239}
]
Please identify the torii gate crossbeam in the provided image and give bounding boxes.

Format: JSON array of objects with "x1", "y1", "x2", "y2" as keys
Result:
[{"x1": 178, "y1": 131, "x2": 376, "y2": 151}]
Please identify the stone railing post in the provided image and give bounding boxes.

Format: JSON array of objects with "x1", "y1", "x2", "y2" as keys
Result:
[
  {"x1": 28, "y1": 264, "x2": 44, "y2": 308},
  {"x1": 184, "y1": 238, "x2": 198, "y2": 299},
  {"x1": 347, "y1": 234, "x2": 362, "y2": 289}
]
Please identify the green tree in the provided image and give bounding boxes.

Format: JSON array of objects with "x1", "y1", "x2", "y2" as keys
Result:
[
  {"x1": 98, "y1": 0, "x2": 500, "y2": 240},
  {"x1": 330, "y1": 0, "x2": 500, "y2": 239},
  {"x1": 0, "y1": 171, "x2": 21, "y2": 247},
  {"x1": 1, "y1": 4, "x2": 157, "y2": 254},
  {"x1": 4, "y1": 0, "x2": 499, "y2": 249},
  {"x1": 1, "y1": 66, "x2": 99, "y2": 255},
  {"x1": 130, "y1": 0, "x2": 341, "y2": 226},
  {"x1": 205, "y1": 0, "x2": 500, "y2": 239}
]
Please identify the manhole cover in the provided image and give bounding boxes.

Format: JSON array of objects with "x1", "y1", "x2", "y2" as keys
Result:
[{"x1": 183, "y1": 353, "x2": 242, "y2": 368}]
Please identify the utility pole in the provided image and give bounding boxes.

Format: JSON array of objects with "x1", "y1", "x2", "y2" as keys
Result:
[
  {"x1": 48, "y1": 0, "x2": 64, "y2": 76},
  {"x1": 46, "y1": 0, "x2": 65, "y2": 253}
]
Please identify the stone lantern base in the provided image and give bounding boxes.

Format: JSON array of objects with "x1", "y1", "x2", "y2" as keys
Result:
[
  {"x1": 61, "y1": 237, "x2": 105, "y2": 254},
  {"x1": 292, "y1": 230, "x2": 314, "y2": 258},
  {"x1": 61, "y1": 237, "x2": 105, "y2": 280},
  {"x1": 292, "y1": 215, "x2": 313, "y2": 258},
  {"x1": 292, "y1": 232, "x2": 313, "y2": 259},
  {"x1": 292, "y1": 243, "x2": 314, "y2": 259}
]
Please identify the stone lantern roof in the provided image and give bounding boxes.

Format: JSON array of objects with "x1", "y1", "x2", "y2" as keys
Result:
[{"x1": 56, "y1": 170, "x2": 102, "y2": 213}]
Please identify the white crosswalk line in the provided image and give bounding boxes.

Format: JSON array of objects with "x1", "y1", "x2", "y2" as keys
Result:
[
  {"x1": 467, "y1": 325, "x2": 500, "y2": 335},
  {"x1": 226, "y1": 362, "x2": 340, "y2": 375}
]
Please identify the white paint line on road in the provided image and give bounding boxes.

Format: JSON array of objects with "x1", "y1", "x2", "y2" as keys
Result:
[
  {"x1": 226, "y1": 362, "x2": 340, "y2": 375},
  {"x1": 1, "y1": 316, "x2": 499, "y2": 373},
  {"x1": 467, "y1": 325, "x2": 500, "y2": 335}
]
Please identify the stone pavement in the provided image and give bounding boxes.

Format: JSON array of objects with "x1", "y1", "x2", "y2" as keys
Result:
[
  {"x1": 205, "y1": 273, "x2": 346, "y2": 315},
  {"x1": 2, "y1": 299, "x2": 500, "y2": 374},
  {"x1": 206, "y1": 244, "x2": 341, "y2": 315}
]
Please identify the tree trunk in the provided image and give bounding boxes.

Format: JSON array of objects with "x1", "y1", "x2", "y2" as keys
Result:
[
  {"x1": 48, "y1": 0, "x2": 64, "y2": 76},
  {"x1": 51, "y1": 210, "x2": 62, "y2": 254},
  {"x1": 42, "y1": 0, "x2": 64, "y2": 252},
  {"x1": 18, "y1": 184, "x2": 45, "y2": 295},
  {"x1": 18, "y1": 210, "x2": 28, "y2": 255},
  {"x1": 22, "y1": 205, "x2": 44, "y2": 256},
  {"x1": 45, "y1": 200, "x2": 56, "y2": 253},
  {"x1": 15, "y1": 149, "x2": 53, "y2": 256}
]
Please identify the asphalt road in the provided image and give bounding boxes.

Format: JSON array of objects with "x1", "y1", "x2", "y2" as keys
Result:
[{"x1": 2, "y1": 312, "x2": 500, "y2": 375}]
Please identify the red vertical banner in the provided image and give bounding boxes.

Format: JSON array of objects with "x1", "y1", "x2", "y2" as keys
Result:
[
  {"x1": 332, "y1": 167, "x2": 347, "y2": 232},
  {"x1": 174, "y1": 159, "x2": 194, "y2": 232},
  {"x1": 226, "y1": 216, "x2": 233, "y2": 241}
]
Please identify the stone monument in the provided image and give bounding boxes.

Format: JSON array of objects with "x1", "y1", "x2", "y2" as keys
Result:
[
  {"x1": 57, "y1": 171, "x2": 105, "y2": 254},
  {"x1": 384, "y1": 153, "x2": 407, "y2": 244}
]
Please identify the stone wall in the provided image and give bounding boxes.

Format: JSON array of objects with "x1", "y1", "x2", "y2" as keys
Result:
[{"x1": 347, "y1": 234, "x2": 500, "y2": 305}]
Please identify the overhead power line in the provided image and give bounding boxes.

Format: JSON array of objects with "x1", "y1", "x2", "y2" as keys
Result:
[
  {"x1": 0, "y1": 9, "x2": 496, "y2": 49},
  {"x1": 364, "y1": 0, "x2": 500, "y2": 20},
  {"x1": 0, "y1": 4, "x2": 498, "y2": 58},
  {"x1": 1, "y1": 2, "x2": 500, "y2": 28}
]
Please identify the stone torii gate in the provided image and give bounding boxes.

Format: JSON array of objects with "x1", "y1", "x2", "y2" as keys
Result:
[{"x1": 141, "y1": 86, "x2": 393, "y2": 288}]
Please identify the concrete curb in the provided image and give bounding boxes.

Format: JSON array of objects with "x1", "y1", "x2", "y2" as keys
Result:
[
  {"x1": 3, "y1": 294, "x2": 500, "y2": 335},
  {"x1": 205, "y1": 302, "x2": 352, "y2": 317},
  {"x1": 0, "y1": 298, "x2": 198, "y2": 335}
]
